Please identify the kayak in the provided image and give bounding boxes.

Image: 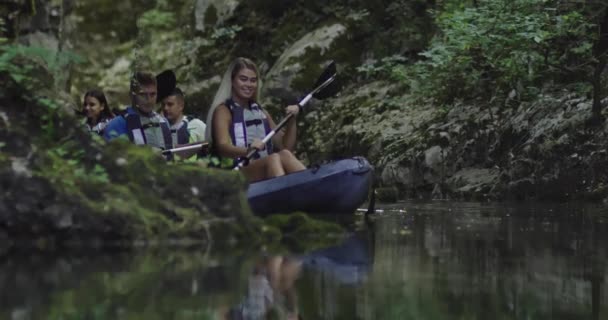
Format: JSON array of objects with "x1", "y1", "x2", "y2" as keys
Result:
[{"x1": 247, "y1": 157, "x2": 373, "y2": 215}]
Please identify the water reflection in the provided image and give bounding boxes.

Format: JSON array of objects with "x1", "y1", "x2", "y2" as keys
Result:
[
  {"x1": 223, "y1": 255, "x2": 301, "y2": 320},
  {"x1": 0, "y1": 250, "x2": 238, "y2": 319},
  {"x1": 0, "y1": 202, "x2": 606, "y2": 320},
  {"x1": 355, "y1": 202, "x2": 608, "y2": 320}
]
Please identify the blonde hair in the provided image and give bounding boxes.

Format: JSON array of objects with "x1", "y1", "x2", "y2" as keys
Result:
[{"x1": 205, "y1": 57, "x2": 263, "y2": 142}]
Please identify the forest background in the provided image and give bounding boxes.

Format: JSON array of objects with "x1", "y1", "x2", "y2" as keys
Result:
[{"x1": 1, "y1": 0, "x2": 608, "y2": 245}]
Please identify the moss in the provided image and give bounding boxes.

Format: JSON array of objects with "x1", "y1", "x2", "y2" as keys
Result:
[
  {"x1": 208, "y1": 216, "x2": 281, "y2": 250},
  {"x1": 2, "y1": 89, "x2": 256, "y2": 245},
  {"x1": 265, "y1": 212, "x2": 345, "y2": 252}
]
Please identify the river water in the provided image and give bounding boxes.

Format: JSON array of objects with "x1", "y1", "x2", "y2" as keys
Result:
[{"x1": 1, "y1": 201, "x2": 606, "y2": 319}]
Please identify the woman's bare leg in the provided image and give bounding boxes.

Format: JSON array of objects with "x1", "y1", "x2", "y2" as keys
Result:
[
  {"x1": 265, "y1": 153, "x2": 284, "y2": 178},
  {"x1": 277, "y1": 149, "x2": 306, "y2": 174},
  {"x1": 266, "y1": 256, "x2": 283, "y2": 291},
  {"x1": 242, "y1": 153, "x2": 285, "y2": 182},
  {"x1": 280, "y1": 258, "x2": 302, "y2": 319},
  {"x1": 280, "y1": 258, "x2": 302, "y2": 292}
]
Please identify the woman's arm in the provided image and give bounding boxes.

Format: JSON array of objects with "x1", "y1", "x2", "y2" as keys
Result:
[
  {"x1": 267, "y1": 111, "x2": 283, "y2": 150},
  {"x1": 213, "y1": 104, "x2": 248, "y2": 158},
  {"x1": 268, "y1": 105, "x2": 299, "y2": 151}
]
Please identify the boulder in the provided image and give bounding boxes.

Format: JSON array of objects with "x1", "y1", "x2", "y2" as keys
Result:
[
  {"x1": 264, "y1": 23, "x2": 346, "y2": 102},
  {"x1": 447, "y1": 168, "x2": 499, "y2": 199},
  {"x1": 380, "y1": 163, "x2": 412, "y2": 188}
]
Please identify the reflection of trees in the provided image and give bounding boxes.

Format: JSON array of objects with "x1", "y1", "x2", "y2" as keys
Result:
[
  {"x1": 0, "y1": 205, "x2": 604, "y2": 319},
  {"x1": 0, "y1": 250, "x2": 239, "y2": 320},
  {"x1": 331, "y1": 204, "x2": 608, "y2": 319}
]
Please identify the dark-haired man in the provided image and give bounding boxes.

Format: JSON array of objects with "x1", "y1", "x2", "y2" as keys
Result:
[
  {"x1": 161, "y1": 87, "x2": 206, "y2": 147},
  {"x1": 103, "y1": 71, "x2": 173, "y2": 151}
]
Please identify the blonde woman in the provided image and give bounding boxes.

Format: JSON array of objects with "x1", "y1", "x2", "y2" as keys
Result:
[{"x1": 205, "y1": 57, "x2": 306, "y2": 182}]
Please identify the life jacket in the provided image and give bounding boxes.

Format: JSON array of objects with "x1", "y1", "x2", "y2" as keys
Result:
[
  {"x1": 208, "y1": 99, "x2": 273, "y2": 169},
  {"x1": 169, "y1": 117, "x2": 190, "y2": 147},
  {"x1": 124, "y1": 110, "x2": 172, "y2": 150},
  {"x1": 226, "y1": 98, "x2": 273, "y2": 159},
  {"x1": 85, "y1": 117, "x2": 112, "y2": 136}
]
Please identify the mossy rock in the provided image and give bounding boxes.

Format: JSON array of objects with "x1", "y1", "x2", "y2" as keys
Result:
[
  {"x1": 263, "y1": 23, "x2": 348, "y2": 105},
  {"x1": 0, "y1": 67, "x2": 258, "y2": 248}
]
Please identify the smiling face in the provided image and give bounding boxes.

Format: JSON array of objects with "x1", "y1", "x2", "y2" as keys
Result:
[
  {"x1": 231, "y1": 67, "x2": 258, "y2": 104},
  {"x1": 84, "y1": 96, "x2": 105, "y2": 123}
]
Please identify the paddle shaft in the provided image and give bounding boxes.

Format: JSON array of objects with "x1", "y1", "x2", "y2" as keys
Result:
[
  {"x1": 235, "y1": 111, "x2": 295, "y2": 170},
  {"x1": 235, "y1": 76, "x2": 335, "y2": 170},
  {"x1": 258, "y1": 89, "x2": 321, "y2": 145},
  {"x1": 162, "y1": 142, "x2": 208, "y2": 155}
]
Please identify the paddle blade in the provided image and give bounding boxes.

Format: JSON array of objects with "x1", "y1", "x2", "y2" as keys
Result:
[
  {"x1": 313, "y1": 75, "x2": 340, "y2": 100},
  {"x1": 156, "y1": 69, "x2": 176, "y2": 103},
  {"x1": 312, "y1": 61, "x2": 340, "y2": 100},
  {"x1": 313, "y1": 61, "x2": 337, "y2": 88}
]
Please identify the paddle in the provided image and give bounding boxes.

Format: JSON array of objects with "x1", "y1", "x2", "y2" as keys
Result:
[
  {"x1": 161, "y1": 142, "x2": 209, "y2": 156},
  {"x1": 161, "y1": 142, "x2": 209, "y2": 158},
  {"x1": 155, "y1": 70, "x2": 177, "y2": 103},
  {"x1": 234, "y1": 61, "x2": 338, "y2": 170}
]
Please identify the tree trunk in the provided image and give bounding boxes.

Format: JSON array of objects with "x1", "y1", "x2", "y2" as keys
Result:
[{"x1": 56, "y1": 0, "x2": 75, "y2": 91}]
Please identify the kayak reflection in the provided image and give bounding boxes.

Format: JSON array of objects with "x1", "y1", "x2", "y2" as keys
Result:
[{"x1": 223, "y1": 230, "x2": 373, "y2": 320}]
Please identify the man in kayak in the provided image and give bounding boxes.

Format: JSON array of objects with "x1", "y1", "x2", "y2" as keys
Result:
[
  {"x1": 103, "y1": 71, "x2": 173, "y2": 153},
  {"x1": 205, "y1": 57, "x2": 306, "y2": 182},
  {"x1": 161, "y1": 87, "x2": 206, "y2": 146}
]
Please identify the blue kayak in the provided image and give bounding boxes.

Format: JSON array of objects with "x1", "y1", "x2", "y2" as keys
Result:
[{"x1": 247, "y1": 157, "x2": 373, "y2": 215}]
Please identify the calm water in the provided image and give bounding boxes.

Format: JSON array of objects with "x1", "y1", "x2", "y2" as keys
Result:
[{"x1": 1, "y1": 201, "x2": 607, "y2": 320}]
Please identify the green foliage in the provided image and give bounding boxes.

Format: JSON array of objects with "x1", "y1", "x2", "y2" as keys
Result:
[
  {"x1": 357, "y1": 55, "x2": 408, "y2": 80},
  {"x1": 0, "y1": 44, "x2": 81, "y2": 89},
  {"x1": 345, "y1": 9, "x2": 370, "y2": 22},
  {"x1": 337, "y1": 0, "x2": 435, "y2": 57},
  {"x1": 299, "y1": 80, "x2": 419, "y2": 165},
  {"x1": 211, "y1": 25, "x2": 242, "y2": 41},
  {"x1": 72, "y1": 0, "x2": 154, "y2": 42},
  {"x1": 137, "y1": 9, "x2": 176, "y2": 30},
  {"x1": 0, "y1": 42, "x2": 84, "y2": 144},
  {"x1": 402, "y1": 0, "x2": 597, "y2": 104},
  {"x1": 31, "y1": 252, "x2": 227, "y2": 320},
  {"x1": 35, "y1": 143, "x2": 110, "y2": 197}
]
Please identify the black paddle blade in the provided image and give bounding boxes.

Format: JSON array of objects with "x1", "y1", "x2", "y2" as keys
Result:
[
  {"x1": 312, "y1": 61, "x2": 340, "y2": 100},
  {"x1": 313, "y1": 61, "x2": 336, "y2": 88},
  {"x1": 156, "y1": 69, "x2": 176, "y2": 103}
]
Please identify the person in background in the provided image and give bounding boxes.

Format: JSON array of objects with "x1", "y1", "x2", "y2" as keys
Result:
[
  {"x1": 82, "y1": 89, "x2": 114, "y2": 136},
  {"x1": 103, "y1": 71, "x2": 173, "y2": 152},
  {"x1": 161, "y1": 87, "x2": 206, "y2": 146},
  {"x1": 205, "y1": 57, "x2": 306, "y2": 182}
]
